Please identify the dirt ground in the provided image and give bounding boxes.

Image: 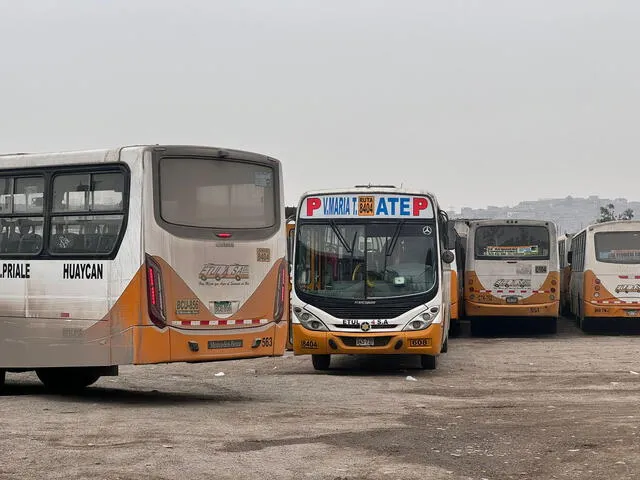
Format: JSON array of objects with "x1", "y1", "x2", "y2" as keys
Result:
[{"x1": 1, "y1": 317, "x2": 639, "y2": 480}]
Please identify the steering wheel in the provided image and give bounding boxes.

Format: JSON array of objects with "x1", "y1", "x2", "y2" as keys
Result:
[{"x1": 351, "y1": 263, "x2": 377, "y2": 288}]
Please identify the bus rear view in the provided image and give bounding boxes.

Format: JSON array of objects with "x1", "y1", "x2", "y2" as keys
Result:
[
  {"x1": 464, "y1": 219, "x2": 559, "y2": 334},
  {"x1": 291, "y1": 186, "x2": 453, "y2": 371}
]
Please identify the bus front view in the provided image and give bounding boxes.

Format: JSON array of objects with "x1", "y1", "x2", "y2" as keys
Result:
[{"x1": 291, "y1": 187, "x2": 453, "y2": 371}]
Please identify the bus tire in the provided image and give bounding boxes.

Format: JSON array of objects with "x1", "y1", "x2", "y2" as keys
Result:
[
  {"x1": 441, "y1": 337, "x2": 449, "y2": 353},
  {"x1": 420, "y1": 354, "x2": 437, "y2": 370},
  {"x1": 311, "y1": 354, "x2": 331, "y2": 371},
  {"x1": 36, "y1": 367, "x2": 101, "y2": 392},
  {"x1": 0, "y1": 369, "x2": 5, "y2": 391}
]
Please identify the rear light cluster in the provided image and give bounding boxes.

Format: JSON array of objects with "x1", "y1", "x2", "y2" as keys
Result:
[
  {"x1": 146, "y1": 255, "x2": 166, "y2": 328},
  {"x1": 593, "y1": 277, "x2": 602, "y2": 298},
  {"x1": 273, "y1": 261, "x2": 287, "y2": 322}
]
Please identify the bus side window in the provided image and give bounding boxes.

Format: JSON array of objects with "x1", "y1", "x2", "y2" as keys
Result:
[{"x1": 49, "y1": 172, "x2": 126, "y2": 255}]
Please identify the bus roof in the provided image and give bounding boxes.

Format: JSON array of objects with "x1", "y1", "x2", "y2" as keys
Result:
[
  {"x1": 574, "y1": 220, "x2": 640, "y2": 237},
  {"x1": 0, "y1": 144, "x2": 279, "y2": 169},
  {"x1": 299, "y1": 186, "x2": 439, "y2": 200},
  {"x1": 468, "y1": 218, "x2": 556, "y2": 228}
]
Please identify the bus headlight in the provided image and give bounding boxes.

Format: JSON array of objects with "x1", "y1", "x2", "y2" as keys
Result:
[
  {"x1": 293, "y1": 307, "x2": 329, "y2": 331},
  {"x1": 403, "y1": 307, "x2": 439, "y2": 331}
]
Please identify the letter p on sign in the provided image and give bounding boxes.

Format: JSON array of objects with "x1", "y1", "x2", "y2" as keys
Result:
[
  {"x1": 306, "y1": 197, "x2": 321, "y2": 217},
  {"x1": 412, "y1": 197, "x2": 429, "y2": 216}
]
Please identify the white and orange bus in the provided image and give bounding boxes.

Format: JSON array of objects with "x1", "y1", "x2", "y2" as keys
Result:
[
  {"x1": 291, "y1": 186, "x2": 453, "y2": 371},
  {"x1": 568, "y1": 220, "x2": 640, "y2": 332},
  {"x1": 0, "y1": 145, "x2": 289, "y2": 391},
  {"x1": 464, "y1": 219, "x2": 560, "y2": 334},
  {"x1": 558, "y1": 233, "x2": 573, "y2": 315}
]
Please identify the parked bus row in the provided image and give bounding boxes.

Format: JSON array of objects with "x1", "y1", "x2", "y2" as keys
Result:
[
  {"x1": 448, "y1": 218, "x2": 640, "y2": 335},
  {"x1": 1, "y1": 144, "x2": 636, "y2": 390},
  {"x1": 0, "y1": 146, "x2": 457, "y2": 390}
]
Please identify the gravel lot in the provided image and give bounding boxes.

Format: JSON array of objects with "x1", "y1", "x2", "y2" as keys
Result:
[{"x1": 1, "y1": 317, "x2": 639, "y2": 480}]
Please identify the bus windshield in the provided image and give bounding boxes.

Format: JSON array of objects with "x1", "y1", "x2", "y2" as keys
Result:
[
  {"x1": 475, "y1": 225, "x2": 550, "y2": 260},
  {"x1": 295, "y1": 221, "x2": 437, "y2": 300},
  {"x1": 594, "y1": 231, "x2": 640, "y2": 264}
]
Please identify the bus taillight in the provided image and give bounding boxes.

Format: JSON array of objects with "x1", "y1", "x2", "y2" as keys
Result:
[
  {"x1": 273, "y1": 261, "x2": 287, "y2": 322},
  {"x1": 146, "y1": 255, "x2": 166, "y2": 328}
]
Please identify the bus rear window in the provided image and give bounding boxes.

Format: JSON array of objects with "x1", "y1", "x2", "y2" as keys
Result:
[
  {"x1": 595, "y1": 231, "x2": 640, "y2": 264},
  {"x1": 475, "y1": 225, "x2": 550, "y2": 260},
  {"x1": 159, "y1": 157, "x2": 276, "y2": 229}
]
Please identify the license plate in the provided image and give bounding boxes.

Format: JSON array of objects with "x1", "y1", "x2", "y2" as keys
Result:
[
  {"x1": 626, "y1": 310, "x2": 639, "y2": 317},
  {"x1": 355, "y1": 337, "x2": 374, "y2": 347},
  {"x1": 506, "y1": 296, "x2": 518, "y2": 304},
  {"x1": 409, "y1": 338, "x2": 431, "y2": 347}
]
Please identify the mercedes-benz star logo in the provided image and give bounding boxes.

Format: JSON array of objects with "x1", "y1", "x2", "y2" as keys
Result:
[{"x1": 422, "y1": 226, "x2": 432, "y2": 235}]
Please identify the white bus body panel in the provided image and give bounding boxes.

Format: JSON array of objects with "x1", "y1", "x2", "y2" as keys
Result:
[{"x1": 0, "y1": 147, "x2": 144, "y2": 368}]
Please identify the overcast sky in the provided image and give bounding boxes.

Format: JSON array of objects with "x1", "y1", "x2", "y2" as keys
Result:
[{"x1": 1, "y1": 1, "x2": 639, "y2": 211}]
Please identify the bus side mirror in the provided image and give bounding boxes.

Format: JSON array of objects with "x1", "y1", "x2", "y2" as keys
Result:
[
  {"x1": 567, "y1": 251, "x2": 572, "y2": 264},
  {"x1": 441, "y1": 250, "x2": 455, "y2": 264}
]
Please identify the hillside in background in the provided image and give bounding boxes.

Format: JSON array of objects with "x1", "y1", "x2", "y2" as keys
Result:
[{"x1": 449, "y1": 196, "x2": 640, "y2": 234}]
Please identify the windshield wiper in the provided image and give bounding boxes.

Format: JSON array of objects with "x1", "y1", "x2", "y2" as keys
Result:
[
  {"x1": 385, "y1": 221, "x2": 404, "y2": 257},
  {"x1": 382, "y1": 221, "x2": 404, "y2": 276},
  {"x1": 330, "y1": 221, "x2": 352, "y2": 253}
]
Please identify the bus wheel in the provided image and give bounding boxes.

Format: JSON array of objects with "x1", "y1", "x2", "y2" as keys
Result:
[
  {"x1": 36, "y1": 367, "x2": 101, "y2": 392},
  {"x1": 311, "y1": 354, "x2": 331, "y2": 371},
  {"x1": 0, "y1": 369, "x2": 5, "y2": 391},
  {"x1": 441, "y1": 337, "x2": 449, "y2": 353},
  {"x1": 420, "y1": 355, "x2": 437, "y2": 370}
]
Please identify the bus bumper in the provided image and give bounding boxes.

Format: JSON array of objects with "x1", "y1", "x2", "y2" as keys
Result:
[
  {"x1": 464, "y1": 301, "x2": 559, "y2": 317},
  {"x1": 292, "y1": 323, "x2": 443, "y2": 356},
  {"x1": 583, "y1": 301, "x2": 640, "y2": 319}
]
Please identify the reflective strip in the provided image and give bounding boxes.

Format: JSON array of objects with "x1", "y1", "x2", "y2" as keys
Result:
[
  {"x1": 596, "y1": 300, "x2": 640, "y2": 305},
  {"x1": 172, "y1": 319, "x2": 269, "y2": 327}
]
